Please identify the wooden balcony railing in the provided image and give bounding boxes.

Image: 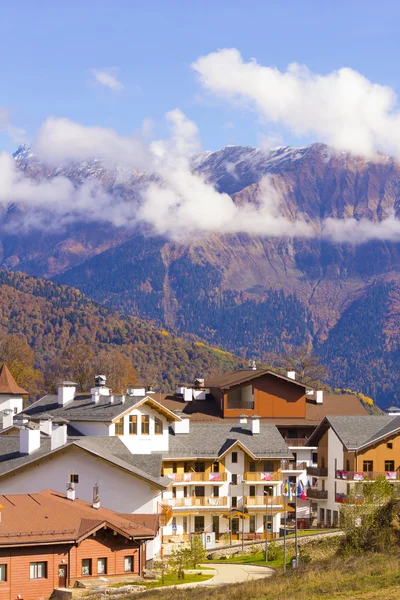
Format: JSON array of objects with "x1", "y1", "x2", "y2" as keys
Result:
[
  {"x1": 335, "y1": 470, "x2": 400, "y2": 481},
  {"x1": 244, "y1": 471, "x2": 281, "y2": 482},
  {"x1": 164, "y1": 497, "x2": 228, "y2": 508},
  {"x1": 167, "y1": 472, "x2": 228, "y2": 482},
  {"x1": 281, "y1": 461, "x2": 308, "y2": 471},
  {"x1": 158, "y1": 502, "x2": 173, "y2": 525},
  {"x1": 284, "y1": 437, "x2": 310, "y2": 447},
  {"x1": 307, "y1": 466, "x2": 328, "y2": 477},
  {"x1": 307, "y1": 488, "x2": 328, "y2": 500},
  {"x1": 245, "y1": 495, "x2": 285, "y2": 506}
]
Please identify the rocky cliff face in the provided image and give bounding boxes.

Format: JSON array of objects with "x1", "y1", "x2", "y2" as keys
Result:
[{"x1": 3, "y1": 143, "x2": 400, "y2": 406}]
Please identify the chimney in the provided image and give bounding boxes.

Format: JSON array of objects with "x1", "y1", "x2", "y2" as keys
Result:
[
  {"x1": 20, "y1": 426, "x2": 41, "y2": 455},
  {"x1": 147, "y1": 385, "x2": 155, "y2": 395},
  {"x1": 66, "y1": 483, "x2": 76, "y2": 501},
  {"x1": 110, "y1": 395, "x2": 114, "y2": 404},
  {"x1": 2, "y1": 409, "x2": 14, "y2": 430},
  {"x1": 91, "y1": 375, "x2": 110, "y2": 400},
  {"x1": 251, "y1": 415, "x2": 260, "y2": 435},
  {"x1": 120, "y1": 395, "x2": 125, "y2": 404},
  {"x1": 172, "y1": 415, "x2": 190, "y2": 434},
  {"x1": 92, "y1": 391, "x2": 100, "y2": 404},
  {"x1": 51, "y1": 421, "x2": 68, "y2": 450},
  {"x1": 286, "y1": 371, "x2": 296, "y2": 380},
  {"x1": 248, "y1": 360, "x2": 257, "y2": 371},
  {"x1": 57, "y1": 382, "x2": 76, "y2": 406},
  {"x1": 238, "y1": 414, "x2": 248, "y2": 424},
  {"x1": 316, "y1": 390, "x2": 324, "y2": 404},
  {"x1": 92, "y1": 484, "x2": 100, "y2": 509},
  {"x1": 39, "y1": 417, "x2": 52, "y2": 436}
]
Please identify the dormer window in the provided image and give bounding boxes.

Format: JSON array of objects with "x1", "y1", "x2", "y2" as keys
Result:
[
  {"x1": 154, "y1": 417, "x2": 163, "y2": 435},
  {"x1": 129, "y1": 415, "x2": 137, "y2": 435},
  {"x1": 115, "y1": 418, "x2": 124, "y2": 436},
  {"x1": 141, "y1": 415, "x2": 150, "y2": 435}
]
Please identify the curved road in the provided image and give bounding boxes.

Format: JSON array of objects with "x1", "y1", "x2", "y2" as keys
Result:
[{"x1": 180, "y1": 563, "x2": 274, "y2": 588}]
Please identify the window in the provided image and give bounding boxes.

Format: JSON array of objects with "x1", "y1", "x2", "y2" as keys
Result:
[
  {"x1": 115, "y1": 418, "x2": 124, "y2": 436},
  {"x1": 387, "y1": 442, "x2": 393, "y2": 449},
  {"x1": 70, "y1": 474, "x2": 79, "y2": 484},
  {"x1": 129, "y1": 415, "x2": 137, "y2": 435},
  {"x1": 141, "y1": 415, "x2": 150, "y2": 435},
  {"x1": 346, "y1": 459, "x2": 351, "y2": 471},
  {"x1": 264, "y1": 461, "x2": 274, "y2": 471},
  {"x1": 249, "y1": 461, "x2": 256, "y2": 472},
  {"x1": 97, "y1": 558, "x2": 107, "y2": 575},
  {"x1": 172, "y1": 487, "x2": 177, "y2": 498},
  {"x1": 194, "y1": 486, "x2": 205, "y2": 497},
  {"x1": 173, "y1": 462, "x2": 177, "y2": 474},
  {"x1": 385, "y1": 460, "x2": 395, "y2": 471},
  {"x1": 319, "y1": 508, "x2": 325, "y2": 525},
  {"x1": 213, "y1": 486, "x2": 219, "y2": 497},
  {"x1": 363, "y1": 460, "x2": 373, "y2": 472},
  {"x1": 232, "y1": 452, "x2": 238, "y2": 463},
  {"x1": 249, "y1": 515, "x2": 256, "y2": 533},
  {"x1": 184, "y1": 462, "x2": 189, "y2": 472},
  {"x1": 183, "y1": 516, "x2": 188, "y2": 533},
  {"x1": 154, "y1": 417, "x2": 163, "y2": 435},
  {"x1": 194, "y1": 462, "x2": 205, "y2": 472},
  {"x1": 264, "y1": 486, "x2": 272, "y2": 497},
  {"x1": 183, "y1": 486, "x2": 188, "y2": 498},
  {"x1": 81, "y1": 559, "x2": 92, "y2": 576},
  {"x1": 312, "y1": 453, "x2": 318, "y2": 464},
  {"x1": 212, "y1": 461, "x2": 219, "y2": 473},
  {"x1": 0, "y1": 564, "x2": 6, "y2": 581},
  {"x1": 194, "y1": 516, "x2": 204, "y2": 532},
  {"x1": 124, "y1": 556, "x2": 134, "y2": 572},
  {"x1": 249, "y1": 485, "x2": 256, "y2": 497},
  {"x1": 231, "y1": 474, "x2": 238, "y2": 485},
  {"x1": 232, "y1": 496, "x2": 237, "y2": 508},
  {"x1": 30, "y1": 562, "x2": 47, "y2": 579}
]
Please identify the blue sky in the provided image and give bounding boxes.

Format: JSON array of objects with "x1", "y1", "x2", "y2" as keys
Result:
[{"x1": 1, "y1": 0, "x2": 400, "y2": 153}]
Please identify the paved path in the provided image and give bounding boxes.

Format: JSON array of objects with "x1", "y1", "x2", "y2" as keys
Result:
[{"x1": 178, "y1": 563, "x2": 274, "y2": 588}]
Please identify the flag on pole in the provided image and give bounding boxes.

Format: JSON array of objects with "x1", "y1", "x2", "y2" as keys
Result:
[
  {"x1": 284, "y1": 480, "x2": 289, "y2": 496},
  {"x1": 297, "y1": 479, "x2": 302, "y2": 498}
]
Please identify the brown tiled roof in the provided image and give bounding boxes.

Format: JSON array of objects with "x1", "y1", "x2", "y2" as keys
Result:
[
  {"x1": 158, "y1": 393, "x2": 368, "y2": 425},
  {"x1": 204, "y1": 368, "x2": 306, "y2": 390},
  {"x1": 0, "y1": 364, "x2": 27, "y2": 395},
  {"x1": 0, "y1": 489, "x2": 156, "y2": 546}
]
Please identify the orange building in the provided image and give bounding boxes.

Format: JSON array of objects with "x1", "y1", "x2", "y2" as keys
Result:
[{"x1": 0, "y1": 489, "x2": 157, "y2": 600}]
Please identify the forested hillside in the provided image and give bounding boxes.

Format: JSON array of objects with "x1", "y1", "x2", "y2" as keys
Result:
[{"x1": 0, "y1": 271, "x2": 242, "y2": 392}]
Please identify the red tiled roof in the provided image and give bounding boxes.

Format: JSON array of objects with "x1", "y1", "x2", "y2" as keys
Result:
[
  {"x1": 0, "y1": 489, "x2": 156, "y2": 546},
  {"x1": 0, "y1": 364, "x2": 28, "y2": 395}
]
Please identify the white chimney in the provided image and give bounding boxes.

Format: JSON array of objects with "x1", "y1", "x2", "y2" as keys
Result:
[
  {"x1": 51, "y1": 423, "x2": 68, "y2": 450},
  {"x1": 120, "y1": 395, "x2": 126, "y2": 404},
  {"x1": 39, "y1": 418, "x2": 52, "y2": 436},
  {"x1": 172, "y1": 416, "x2": 190, "y2": 434},
  {"x1": 286, "y1": 371, "x2": 296, "y2": 380},
  {"x1": 248, "y1": 360, "x2": 257, "y2": 370},
  {"x1": 110, "y1": 395, "x2": 114, "y2": 404},
  {"x1": 66, "y1": 483, "x2": 76, "y2": 501},
  {"x1": 147, "y1": 385, "x2": 155, "y2": 395},
  {"x1": 92, "y1": 391, "x2": 100, "y2": 404},
  {"x1": 251, "y1": 415, "x2": 260, "y2": 434},
  {"x1": 92, "y1": 484, "x2": 100, "y2": 509},
  {"x1": 57, "y1": 382, "x2": 76, "y2": 406},
  {"x1": 316, "y1": 390, "x2": 324, "y2": 404},
  {"x1": 238, "y1": 414, "x2": 248, "y2": 424},
  {"x1": 20, "y1": 426, "x2": 41, "y2": 455}
]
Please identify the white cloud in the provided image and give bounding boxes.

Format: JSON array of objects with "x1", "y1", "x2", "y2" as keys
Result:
[
  {"x1": 0, "y1": 108, "x2": 26, "y2": 144},
  {"x1": 191, "y1": 48, "x2": 400, "y2": 160},
  {"x1": 90, "y1": 68, "x2": 124, "y2": 91}
]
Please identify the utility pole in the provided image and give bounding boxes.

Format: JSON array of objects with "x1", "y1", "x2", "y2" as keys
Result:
[
  {"x1": 294, "y1": 478, "x2": 299, "y2": 566},
  {"x1": 283, "y1": 489, "x2": 287, "y2": 573}
]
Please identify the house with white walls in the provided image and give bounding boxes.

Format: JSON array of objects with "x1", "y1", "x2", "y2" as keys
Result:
[
  {"x1": 0, "y1": 364, "x2": 26, "y2": 426},
  {"x1": 305, "y1": 415, "x2": 400, "y2": 527}
]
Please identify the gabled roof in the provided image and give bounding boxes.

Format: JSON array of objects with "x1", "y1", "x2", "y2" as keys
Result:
[
  {"x1": 307, "y1": 415, "x2": 400, "y2": 451},
  {"x1": 204, "y1": 368, "x2": 307, "y2": 390},
  {"x1": 164, "y1": 422, "x2": 292, "y2": 459},
  {"x1": 0, "y1": 489, "x2": 156, "y2": 547},
  {"x1": 0, "y1": 436, "x2": 170, "y2": 489},
  {"x1": 0, "y1": 364, "x2": 27, "y2": 395},
  {"x1": 23, "y1": 393, "x2": 181, "y2": 423}
]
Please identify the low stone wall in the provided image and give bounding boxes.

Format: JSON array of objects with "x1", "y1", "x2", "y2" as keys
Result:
[{"x1": 208, "y1": 531, "x2": 344, "y2": 558}]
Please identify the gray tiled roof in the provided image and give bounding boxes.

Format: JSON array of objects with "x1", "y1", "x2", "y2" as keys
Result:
[
  {"x1": 0, "y1": 436, "x2": 169, "y2": 488},
  {"x1": 164, "y1": 422, "x2": 292, "y2": 459},
  {"x1": 311, "y1": 415, "x2": 399, "y2": 450},
  {"x1": 23, "y1": 393, "x2": 145, "y2": 422}
]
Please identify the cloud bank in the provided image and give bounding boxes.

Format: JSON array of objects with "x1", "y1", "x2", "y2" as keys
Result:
[
  {"x1": 192, "y1": 48, "x2": 400, "y2": 160},
  {"x1": 91, "y1": 68, "x2": 124, "y2": 91}
]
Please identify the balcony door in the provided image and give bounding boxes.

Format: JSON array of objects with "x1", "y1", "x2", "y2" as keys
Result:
[
  {"x1": 212, "y1": 515, "x2": 220, "y2": 536},
  {"x1": 194, "y1": 516, "x2": 204, "y2": 532}
]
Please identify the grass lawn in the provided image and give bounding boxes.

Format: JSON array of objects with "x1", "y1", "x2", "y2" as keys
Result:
[
  {"x1": 209, "y1": 552, "x2": 288, "y2": 569},
  {"x1": 141, "y1": 572, "x2": 214, "y2": 589}
]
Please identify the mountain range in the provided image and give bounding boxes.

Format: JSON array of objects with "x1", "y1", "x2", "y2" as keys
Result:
[{"x1": 1, "y1": 143, "x2": 400, "y2": 407}]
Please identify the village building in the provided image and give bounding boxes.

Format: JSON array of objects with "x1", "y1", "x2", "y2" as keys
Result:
[
  {"x1": 0, "y1": 489, "x2": 157, "y2": 600},
  {"x1": 305, "y1": 415, "x2": 400, "y2": 526}
]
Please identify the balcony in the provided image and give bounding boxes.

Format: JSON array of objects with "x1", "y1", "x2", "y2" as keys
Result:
[
  {"x1": 244, "y1": 471, "x2": 281, "y2": 482},
  {"x1": 281, "y1": 461, "x2": 308, "y2": 472},
  {"x1": 226, "y1": 400, "x2": 254, "y2": 410},
  {"x1": 335, "y1": 470, "x2": 400, "y2": 481},
  {"x1": 284, "y1": 437, "x2": 310, "y2": 447},
  {"x1": 167, "y1": 472, "x2": 228, "y2": 483},
  {"x1": 307, "y1": 488, "x2": 328, "y2": 500},
  {"x1": 307, "y1": 466, "x2": 328, "y2": 477},
  {"x1": 164, "y1": 497, "x2": 228, "y2": 508},
  {"x1": 245, "y1": 495, "x2": 285, "y2": 507}
]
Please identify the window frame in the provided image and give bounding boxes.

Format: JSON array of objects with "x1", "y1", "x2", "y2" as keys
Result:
[
  {"x1": 0, "y1": 564, "x2": 6, "y2": 582},
  {"x1": 97, "y1": 557, "x2": 107, "y2": 575},
  {"x1": 232, "y1": 452, "x2": 238, "y2": 464},
  {"x1": 385, "y1": 459, "x2": 395, "y2": 471},
  {"x1": 129, "y1": 415, "x2": 137, "y2": 435},
  {"x1": 70, "y1": 474, "x2": 79, "y2": 484},
  {"x1": 81, "y1": 558, "x2": 92, "y2": 577},
  {"x1": 30, "y1": 561, "x2": 47, "y2": 580},
  {"x1": 115, "y1": 418, "x2": 124, "y2": 436},
  {"x1": 154, "y1": 416, "x2": 163, "y2": 435},
  {"x1": 124, "y1": 556, "x2": 134, "y2": 573},
  {"x1": 141, "y1": 415, "x2": 150, "y2": 435}
]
